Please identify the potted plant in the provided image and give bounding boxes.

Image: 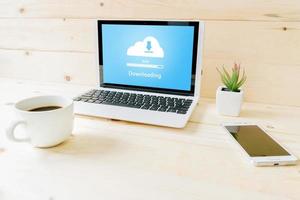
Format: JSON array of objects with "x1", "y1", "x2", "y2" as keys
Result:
[{"x1": 216, "y1": 63, "x2": 247, "y2": 116}]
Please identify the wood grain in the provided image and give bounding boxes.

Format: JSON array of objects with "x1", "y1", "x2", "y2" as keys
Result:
[
  {"x1": 0, "y1": 19, "x2": 300, "y2": 106},
  {"x1": 0, "y1": 0, "x2": 299, "y2": 21},
  {"x1": 202, "y1": 21, "x2": 300, "y2": 106},
  {"x1": 0, "y1": 49, "x2": 98, "y2": 85},
  {"x1": 0, "y1": 78, "x2": 300, "y2": 200},
  {"x1": 0, "y1": 19, "x2": 94, "y2": 53}
]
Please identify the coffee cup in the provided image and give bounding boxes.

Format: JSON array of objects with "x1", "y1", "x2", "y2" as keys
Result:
[{"x1": 6, "y1": 95, "x2": 74, "y2": 148}]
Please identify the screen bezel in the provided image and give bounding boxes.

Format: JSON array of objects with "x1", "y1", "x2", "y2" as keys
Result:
[
  {"x1": 97, "y1": 20, "x2": 199, "y2": 96},
  {"x1": 222, "y1": 123, "x2": 297, "y2": 166},
  {"x1": 224, "y1": 124, "x2": 291, "y2": 157}
]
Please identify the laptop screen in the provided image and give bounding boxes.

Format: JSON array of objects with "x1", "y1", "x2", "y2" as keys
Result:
[{"x1": 98, "y1": 20, "x2": 200, "y2": 96}]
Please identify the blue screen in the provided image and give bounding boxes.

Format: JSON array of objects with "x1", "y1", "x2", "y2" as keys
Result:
[{"x1": 102, "y1": 24, "x2": 194, "y2": 91}]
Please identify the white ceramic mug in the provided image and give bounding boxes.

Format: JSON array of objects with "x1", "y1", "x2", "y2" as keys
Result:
[{"x1": 6, "y1": 95, "x2": 74, "y2": 148}]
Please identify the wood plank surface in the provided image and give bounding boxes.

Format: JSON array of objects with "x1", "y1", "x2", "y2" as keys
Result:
[
  {"x1": 1, "y1": 19, "x2": 300, "y2": 106},
  {"x1": 0, "y1": 78, "x2": 300, "y2": 200},
  {"x1": 0, "y1": 0, "x2": 300, "y2": 21},
  {"x1": 1, "y1": 1, "x2": 300, "y2": 199},
  {"x1": 202, "y1": 21, "x2": 300, "y2": 106},
  {"x1": 0, "y1": 49, "x2": 98, "y2": 85}
]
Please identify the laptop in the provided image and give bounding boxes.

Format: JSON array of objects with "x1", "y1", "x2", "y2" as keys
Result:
[{"x1": 74, "y1": 20, "x2": 204, "y2": 128}]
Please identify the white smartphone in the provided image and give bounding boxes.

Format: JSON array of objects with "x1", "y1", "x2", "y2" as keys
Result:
[{"x1": 222, "y1": 123, "x2": 298, "y2": 166}]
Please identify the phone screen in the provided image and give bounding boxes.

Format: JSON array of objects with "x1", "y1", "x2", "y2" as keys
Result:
[{"x1": 225, "y1": 125, "x2": 290, "y2": 157}]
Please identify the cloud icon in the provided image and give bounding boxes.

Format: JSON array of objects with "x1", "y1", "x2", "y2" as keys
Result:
[{"x1": 127, "y1": 36, "x2": 164, "y2": 58}]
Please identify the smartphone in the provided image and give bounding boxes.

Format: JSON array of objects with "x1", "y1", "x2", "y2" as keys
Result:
[{"x1": 223, "y1": 123, "x2": 297, "y2": 166}]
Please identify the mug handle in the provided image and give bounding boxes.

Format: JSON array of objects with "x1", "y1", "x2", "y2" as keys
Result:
[{"x1": 6, "y1": 120, "x2": 29, "y2": 142}]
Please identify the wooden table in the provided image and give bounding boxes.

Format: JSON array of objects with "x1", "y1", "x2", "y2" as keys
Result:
[{"x1": 0, "y1": 78, "x2": 299, "y2": 200}]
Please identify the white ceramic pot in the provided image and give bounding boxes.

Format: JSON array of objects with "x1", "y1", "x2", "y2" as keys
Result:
[{"x1": 216, "y1": 86, "x2": 244, "y2": 117}]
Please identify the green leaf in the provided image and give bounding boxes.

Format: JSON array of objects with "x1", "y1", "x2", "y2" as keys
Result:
[
  {"x1": 221, "y1": 75, "x2": 230, "y2": 87},
  {"x1": 222, "y1": 66, "x2": 231, "y2": 81},
  {"x1": 231, "y1": 71, "x2": 238, "y2": 91},
  {"x1": 235, "y1": 63, "x2": 241, "y2": 81},
  {"x1": 236, "y1": 69, "x2": 246, "y2": 89},
  {"x1": 217, "y1": 64, "x2": 246, "y2": 91},
  {"x1": 236, "y1": 76, "x2": 247, "y2": 89},
  {"x1": 217, "y1": 67, "x2": 230, "y2": 88}
]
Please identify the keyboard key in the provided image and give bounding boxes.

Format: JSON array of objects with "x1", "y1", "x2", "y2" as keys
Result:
[
  {"x1": 158, "y1": 106, "x2": 167, "y2": 112},
  {"x1": 73, "y1": 97, "x2": 81, "y2": 101},
  {"x1": 141, "y1": 105, "x2": 150, "y2": 110},
  {"x1": 150, "y1": 106, "x2": 159, "y2": 111},
  {"x1": 177, "y1": 110, "x2": 187, "y2": 114},
  {"x1": 75, "y1": 90, "x2": 193, "y2": 114},
  {"x1": 167, "y1": 108, "x2": 177, "y2": 113}
]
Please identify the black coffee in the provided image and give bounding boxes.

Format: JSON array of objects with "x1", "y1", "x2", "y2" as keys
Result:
[{"x1": 29, "y1": 106, "x2": 62, "y2": 112}]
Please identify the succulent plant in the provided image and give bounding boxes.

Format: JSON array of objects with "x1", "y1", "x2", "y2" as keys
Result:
[{"x1": 217, "y1": 63, "x2": 246, "y2": 92}]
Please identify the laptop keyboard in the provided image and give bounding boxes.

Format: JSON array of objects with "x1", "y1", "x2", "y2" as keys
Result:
[{"x1": 73, "y1": 89, "x2": 193, "y2": 114}]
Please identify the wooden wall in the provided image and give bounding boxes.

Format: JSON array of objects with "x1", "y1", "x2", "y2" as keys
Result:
[{"x1": 0, "y1": 1, "x2": 300, "y2": 106}]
